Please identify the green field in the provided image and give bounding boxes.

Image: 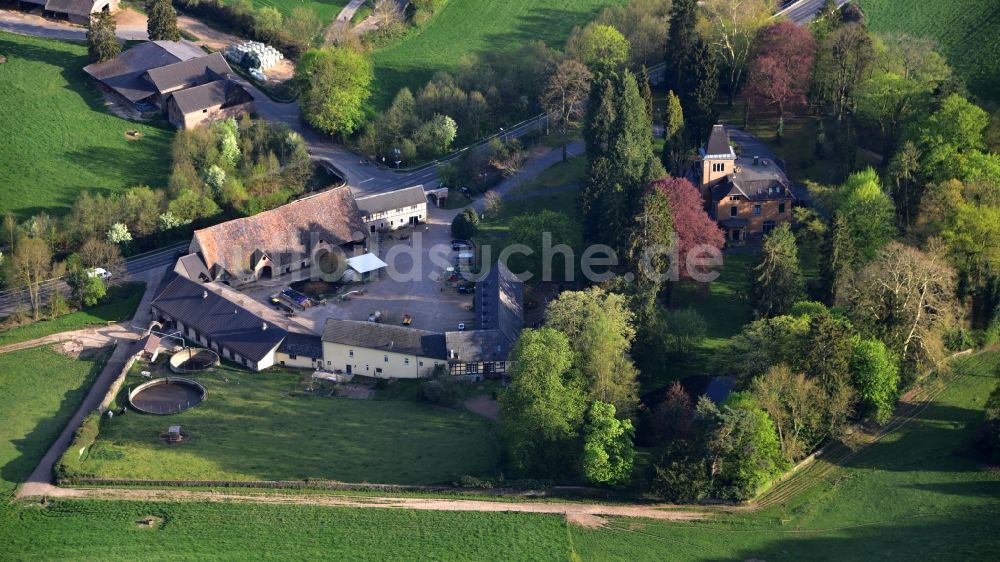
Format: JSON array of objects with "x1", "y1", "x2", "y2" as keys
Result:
[
  {"x1": 0, "y1": 32, "x2": 173, "y2": 219},
  {"x1": 0, "y1": 282, "x2": 146, "y2": 347},
  {"x1": 858, "y1": 0, "x2": 1000, "y2": 104},
  {"x1": 250, "y1": 0, "x2": 349, "y2": 25},
  {"x1": 371, "y1": 0, "x2": 622, "y2": 109},
  {"x1": 0, "y1": 347, "x2": 106, "y2": 496},
  {"x1": 68, "y1": 363, "x2": 499, "y2": 484}
]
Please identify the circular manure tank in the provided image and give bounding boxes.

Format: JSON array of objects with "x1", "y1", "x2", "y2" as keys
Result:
[
  {"x1": 128, "y1": 377, "x2": 207, "y2": 415},
  {"x1": 169, "y1": 348, "x2": 220, "y2": 373}
]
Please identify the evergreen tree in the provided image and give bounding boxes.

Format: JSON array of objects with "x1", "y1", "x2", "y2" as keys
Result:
[
  {"x1": 660, "y1": 90, "x2": 685, "y2": 174},
  {"x1": 752, "y1": 223, "x2": 803, "y2": 317},
  {"x1": 665, "y1": 0, "x2": 699, "y2": 93},
  {"x1": 147, "y1": 0, "x2": 181, "y2": 42},
  {"x1": 86, "y1": 12, "x2": 120, "y2": 63},
  {"x1": 582, "y1": 71, "x2": 659, "y2": 256},
  {"x1": 680, "y1": 38, "x2": 720, "y2": 147},
  {"x1": 821, "y1": 211, "x2": 856, "y2": 304},
  {"x1": 637, "y1": 65, "x2": 653, "y2": 123}
]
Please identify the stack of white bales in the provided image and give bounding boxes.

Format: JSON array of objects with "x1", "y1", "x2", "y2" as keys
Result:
[{"x1": 223, "y1": 41, "x2": 284, "y2": 71}]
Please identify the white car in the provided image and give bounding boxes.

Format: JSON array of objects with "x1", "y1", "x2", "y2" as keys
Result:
[{"x1": 87, "y1": 267, "x2": 112, "y2": 280}]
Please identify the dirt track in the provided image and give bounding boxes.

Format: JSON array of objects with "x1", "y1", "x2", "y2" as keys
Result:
[{"x1": 24, "y1": 486, "x2": 705, "y2": 524}]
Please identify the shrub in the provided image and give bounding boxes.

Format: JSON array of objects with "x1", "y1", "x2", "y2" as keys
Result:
[
  {"x1": 451, "y1": 208, "x2": 479, "y2": 239},
  {"x1": 55, "y1": 411, "x2": 101, "y2": 481},
  {"x1": 420, "y1": 374, "x2": 462, "y2": 407}
]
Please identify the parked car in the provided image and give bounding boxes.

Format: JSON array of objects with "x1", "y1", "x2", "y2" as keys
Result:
[
  {"x1": 87, "y1": 267, "x2": 112, "y2": 280},
  {"x1": 451, "y1": 239, "x2": 472, "y2": 250}
]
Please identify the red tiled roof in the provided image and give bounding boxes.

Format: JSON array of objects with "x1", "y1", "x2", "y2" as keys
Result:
[{"x1": 192, "y1": 187, "x2": 366, "y2": 276}]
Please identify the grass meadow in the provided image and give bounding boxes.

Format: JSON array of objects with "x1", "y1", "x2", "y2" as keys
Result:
[
  {"x1": 0, "y1": 282, "x2": 146, "y2": 347},
  {"x1": 0, "y1": 346, "x2": 107, "y2": 496},
  {"x1": 858, "y1": 0, "x2": 1000, "y2": 104},
  {"x1": 370, "y1": 0, "x2": 622, "y2": 110},
  {"x1": 249, "y1": 0, "x2": 349, "y2": 25},
  {"x1": 70, "y1": 363, "x2": 500, "y2": 484},
  {"x1": 0, "y1": 32, "x2": 173, "y2": 219}
]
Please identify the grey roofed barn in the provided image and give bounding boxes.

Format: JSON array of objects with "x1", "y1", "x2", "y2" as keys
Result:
[
  {"x1": 42, "y1": 0, "x2": 104, "y2": 16},
  {"x1": 142, "y1": 52, "x2": 232, "y2": 93},
  {"x1": 83, "y1": 40, "x2": 206, "y2": 103},
  {"x1": 168, "y1": 79, "x2": 253, "y2": 115},
  {"x1": 278, "y1": 332, "x2": 323, "y2": 360},
  {"x1": 150, "y1": 274, "x2": 287, "y2": 363},
  {"x1": 355, "y1": 186, "x2": 427, "y2": 218},
  {"x1": 476, "y1": 261, "x2": 523, "y2": 344},
  {"x1": 323, "y1": 319, "x2": 448, "y2": 359}
]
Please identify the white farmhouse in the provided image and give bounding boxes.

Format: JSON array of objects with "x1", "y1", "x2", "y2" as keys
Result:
[{"x1": 355, "y1": 186, "x2": 428, "y2": 233}]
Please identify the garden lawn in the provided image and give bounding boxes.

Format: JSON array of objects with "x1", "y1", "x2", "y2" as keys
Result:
[
  {"x1": 249, "y1": 0, "x2": 349, "y2": 25},
  {"x1": 858, "y1": 0, "x2": 1000, "y2": 104},
  {"x1": 371, "y1": 0, "x2": 623, "y2": 110},
  {"x1": 0, "y1": 32, "x2": 173, "y2": 219},
  {"x1": 0, "y1": 283, "x2": 146, "y2": 347},
  {"x1": 0, "y1": 346, "x2": 107, "y2": 496},
  {"x1": 73, "y1": 364, "x2": 500, "y2": 484}
]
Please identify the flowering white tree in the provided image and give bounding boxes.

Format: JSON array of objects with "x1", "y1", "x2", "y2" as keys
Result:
[{"x1": 107, "y1": 222, "x2": 132, "y2": 245}]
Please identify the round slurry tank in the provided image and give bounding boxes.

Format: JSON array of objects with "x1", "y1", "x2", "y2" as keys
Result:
[
  {"x1": 169, "y1": 348, "x2": 220, "y2": 373},
  {"x1": 128, "y1": 378, "x2": 207, "y2": 415}
]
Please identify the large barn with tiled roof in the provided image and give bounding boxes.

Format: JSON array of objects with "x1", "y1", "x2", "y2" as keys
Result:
[{"x1": 188, "y1": 186, "x2": 367, "y2": 286}]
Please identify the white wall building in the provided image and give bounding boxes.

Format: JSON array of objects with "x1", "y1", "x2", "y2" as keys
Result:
[
  {"x1": 322, "y1": 319, "x2": 447, "y2": 378},
  {"x1": 355, "y1": 186, "x2": 428, "y2": 233}
]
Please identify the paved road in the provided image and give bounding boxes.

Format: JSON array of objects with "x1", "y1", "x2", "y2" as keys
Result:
[{"x1": 777, "y1": 0, "x2": 851, "y2": 24}]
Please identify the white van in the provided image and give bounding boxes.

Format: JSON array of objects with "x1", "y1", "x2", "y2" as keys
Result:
[{"x1": 87, "y1": 267, "x2": 112, "y2": 280}]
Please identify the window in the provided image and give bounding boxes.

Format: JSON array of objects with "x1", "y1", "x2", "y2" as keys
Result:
[
  {"x1": 778, "y1": 202, "x2": 786, "y2": 214},
  {"x1": 375, "y1": 367, "x2": 383, "y2": 374},
  {"x1": 404, "y1": 358, "x2": 410, "y2": 365},
  {"x1": 419, "y1": 361, "x2": 424, "y2": 367},
  {"x1": 711, "y1": 162, "x2": 725, "y2": 173},
  {"x1": 753, "y1": 204, "x2": 762, "y2": 215},
  {"x1": 730, "y1": 206, "x2": 738, "y2": 217},
  {"x1": 729, "y1": 195, "x2": 739, "y2": 201},
  {"x1": 349, "y1": 350, "x2": 354, "y2": 358},
  {"x1": 288, "y1": 354, "x2": 297, "y2": 360},
  {"x1": 763, "y1": 220, "x2": 776, "y2": 235},
  {"x1": 384, "y1": 355, "x2": 389, "y2": 363}
]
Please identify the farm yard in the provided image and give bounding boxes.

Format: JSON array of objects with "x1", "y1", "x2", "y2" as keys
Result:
[
  {"x1": 858, "y1": 0, "x2": 1000, "y2": 104},
  {"x1": 62, "y1": 362, "x2": 501, "y2": 484},
  {"x1": 370, "y1": 0, "x2": 622, "y2": 109},
  {"x1": 0, "y1": 32, "x2": 173, "y2": 219},
  {"x1": 0, "y1": 346, "x2": 107, "y2": 496}
]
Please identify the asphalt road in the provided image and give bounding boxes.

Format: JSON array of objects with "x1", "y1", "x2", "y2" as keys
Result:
[{"x1": 777, "y1": 0, "x2": 851, "y2": 24}]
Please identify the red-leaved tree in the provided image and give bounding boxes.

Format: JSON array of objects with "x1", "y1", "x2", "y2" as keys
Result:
[
  {"x1": 653, "y1": 177, "x2": 725, "y2": 280},
  {"x1": 746, "y1": 21, "x2": 817, "y2": 124}
]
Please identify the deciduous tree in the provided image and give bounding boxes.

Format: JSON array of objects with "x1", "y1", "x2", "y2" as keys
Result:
[
  {"x1": 566, "y1": 23, "x2": 629, "y2": 76},
  {"x1": 544, "y1": 287, "x2": 640, "y2": 415},
  {"x1": 701, "y1": 0, "x2": 776, "y2": 106},
  {"x1": 752, "y1": 364, "x2": 825, "y2": 461},
  {"x1": 499, "y1": 329, "x2": 587, "y2": 477},
  {"x1": 653, "y1": 177, "x2": 725, "y2": 281},
  {"x1": 582, "y1": 401, "x2": 635, "y2": 486},
  {"x1": 541, "y1": 59, "x2": 592, "y2": 132},
  {"x1": 837, "y1": 168, "x2": 896, "y2": 261},
  {"x1": 850, "y1": 338, "x2": 900, "y2": 425},
  {"x1": 296, "y1": 47, "x2": 373, "y2": 138},
  {"x1": 6, "y1": 237, "x2": 53, "y2": 320},
  {"x1": 746, "y1": 21, "x2": 816, "y2": 126}
]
